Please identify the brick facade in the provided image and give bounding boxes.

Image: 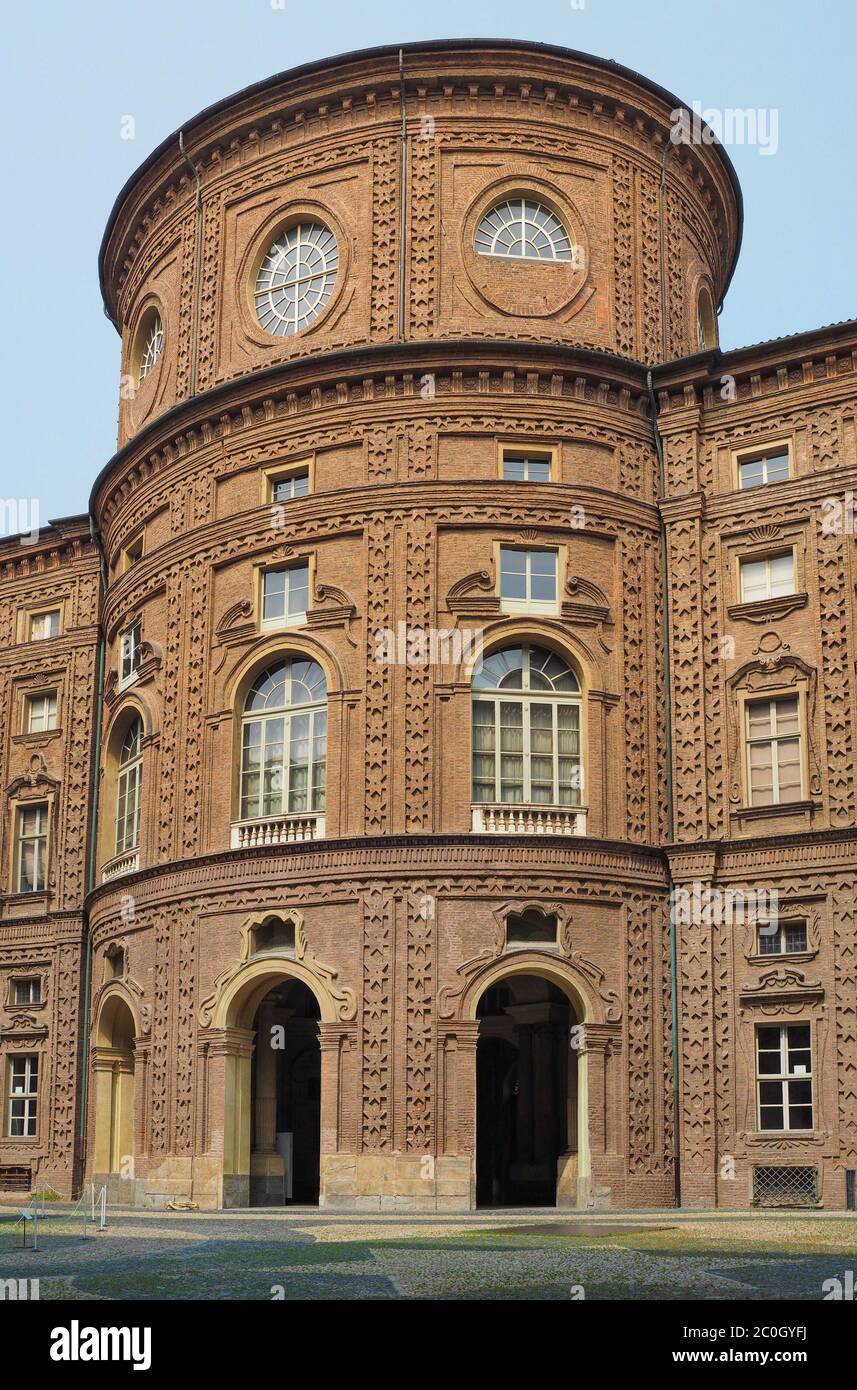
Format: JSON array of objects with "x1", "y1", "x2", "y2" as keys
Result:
[{"x1": 0, "y1": 40, "x2": 854, "y2": 1210}]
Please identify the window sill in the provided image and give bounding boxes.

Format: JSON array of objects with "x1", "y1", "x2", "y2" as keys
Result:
[
  {"x1": 499, "y1": 600, "x2": 560, "y2": 617},
  {"x1": 731, "y1": 799, "x2": 818, "y2": 827},
  {"x1": 259, "y1": 613, "x2": 307, "y2": 633},
  {"x1": 748, "y1": 951, "x2": 816, "y2": 966},
  {"x1": 727, "y1": 592, "x2": 808, "y2": 623},
  {"x1": 745, "y1": 1130, "x2": 822, "y2": 1145},
  {"x1": 12, "y1": 730, "x2": 62, "y2": 746}
]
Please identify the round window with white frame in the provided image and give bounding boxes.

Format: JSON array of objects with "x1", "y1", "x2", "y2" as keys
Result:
[
  {"x1": 475, "y1": 199, "x2": 575, "y2": 262},
  {"x1": 254, "y1": 222, "x2": 339, "y2": 336},
  {"x1": 132, "y1": 307, "x2": 164, "y2": 387}
]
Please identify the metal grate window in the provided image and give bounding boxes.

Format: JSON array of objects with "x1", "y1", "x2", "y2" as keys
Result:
[
  {"x1": 752, "y1": 1165, "x2": 819, "y2": 1207},
  {"x1": 0, "y1": 1165, "x2": 32, "y2": 1191}
]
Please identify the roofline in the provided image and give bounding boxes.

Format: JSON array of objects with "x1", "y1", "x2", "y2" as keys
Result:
[
  {"x1": 652, "y1": 315, "x2": 857, "y2": 385},
  {"x1": 97, "y1": 36, "x2": 744, "y2": 317},
  {"x1": 0, "y1": 511, "x2": 92, "y2": 556}
]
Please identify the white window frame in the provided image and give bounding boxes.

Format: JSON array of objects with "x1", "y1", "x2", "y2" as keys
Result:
[
  {"x1": 7, "y1": 1053, "x2": 39, "y2": 1138},
  {"x1": 740, "y1": 551, "x2": 795, "y2": 604},
  {"x1": 738, "y1": 448, "x2": 791, "y2": 490},
  {"x1": 271, "y1": 470, "x2": 310, "y2": 503},
  {"x1": 16, "y1": 803, "x2": 47, "y2": 893},
  {"x1": 239, "y1": 666, "x2": 327, "y2": 822},
  {"x1": 499, "y1": 547, "x2": 559, "y2": 615},
  {"x1": 119, "y1": 621, "x2": 142, "y2": 687},
  {"x1": 29, "y1": 609, "x2": 60, "y2": 642},
  {"x1": 757, "y1": 919, "x2": 808, "y2": 956},
  {"x1": 756, "y1": 1024, "x2": 814, "y2": 1132},
  {"x1": 260, "y1": 563, "x2": 310, "y2": 630},
  {"x1": 745, "y1": 696, "x2": 804, "y2": 806},
  {"x1": 26, "y1": 691, "x2": 57, "y2": 733},
  {"x1": 115, "y1": 721, "x2": 143, "y2": 855},
  {"x1": 12, "y1": 978, "x2": 41, "y2": 1006}
]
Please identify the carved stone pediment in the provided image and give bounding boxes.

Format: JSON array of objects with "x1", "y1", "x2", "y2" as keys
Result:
[
  {"x1": 305, "y1": 583, "x2": 358, "y2": 646},
  {"x1": 739, "y1": 967, "x2": 824, "y2": 1008},
  {"x1": 447, "y1": 570, "x2": 501, "y2": 618},
  {"x1": 215, "y1": 600, "x2": 255, "y2": 646},
  {"x1": 6, "y1": 753, "x2": 59, "y2": 797}
]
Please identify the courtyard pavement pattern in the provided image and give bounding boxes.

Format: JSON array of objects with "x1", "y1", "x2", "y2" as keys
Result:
[{"x1": 0, "y1": 1207, "x2": 854, "y2": 1300}]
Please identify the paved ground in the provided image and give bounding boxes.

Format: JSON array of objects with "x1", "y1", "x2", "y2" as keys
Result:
[{"x1": 1, "y1": 1206, "x2": 854, "y2": 1300}]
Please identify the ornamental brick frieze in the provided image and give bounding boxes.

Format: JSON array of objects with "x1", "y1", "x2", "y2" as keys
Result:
[{"x1": 96, "y1": 360, "x2": 658, "y2": 541}]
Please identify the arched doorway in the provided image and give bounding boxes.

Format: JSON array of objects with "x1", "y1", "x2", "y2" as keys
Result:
[
  {"x1": 92, "y1": 993, "x2": 137, "y2": 1181},
  {"x1": 249, "y1": 978, "x2": 321, "y2": 1206},
  {"x1": 476, "y1": 974, "x2": 579, "y2": 1207}
]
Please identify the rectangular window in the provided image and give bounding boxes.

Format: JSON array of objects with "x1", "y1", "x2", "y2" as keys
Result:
[
  {"x1": 7, "y1": 1054, "x2": 39, "y2": 1138},
  {"x1": 502, "y1": 452, "x2": 552, "y2": 483},
  {"x1": 13, "y1": 979, "x2": 41, "y2": 1005},
  {"x1": 16, "y1": 804, "x2": 48, "y2": 893},
  {"x1": 758, "y1": 919, "x2": 808, "y2": 956},
  {"x1": 757, "y1": 1024, "x2": 813, "y2": 1131},
  {"x1": 271, "y1": 470, "x2": 310, "y2": 503},
  {"x1": 261, "y1": 564, "x2": 310, "y2": 627},
  {"x1": 240, "y1": 709, "x2": 327, "y2": 819},
  {"x1": 746, "y1": 697, "x2": 803, "y2": 806},
  {"x1": 471, "y1": 698, "x2": 581, "y2": 806},
  {"x1": 122, "y1": 533, "x2": 144, "y2": 569},
  {"x1": 499, "y1": 548, "x2": 557, "y2": 611},
  {"x1": 119, "y1": 621, "x2": 142, "y2": 684},
  {"x1": 738, "y1": 449, "x2": 791, "y2": 489},
  {"x1": 26, "y1": 691, "x2": 58, "y2": 733},
  {"x1": 29, "y1": 610, "x2": 60, "y2": 641},
  {"x1": 740, "y1": 552, "x2": 795, "y2": 603}
]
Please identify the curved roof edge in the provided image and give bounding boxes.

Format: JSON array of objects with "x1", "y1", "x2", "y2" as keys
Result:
[{"x1": 97, "y1": 36, "x2": 744, "y2": 318}]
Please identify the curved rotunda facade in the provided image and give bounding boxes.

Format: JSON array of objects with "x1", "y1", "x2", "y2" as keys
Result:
[{"x1": 2, "y1": 41, "x2": 856, "y2": 1212}]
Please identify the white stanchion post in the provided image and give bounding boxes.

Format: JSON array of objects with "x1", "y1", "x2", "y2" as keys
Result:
[
  {"x1": 100, "y1": 1185, "x2": 107, "y2": 1231},
  {"x1": 32, "y1": 1194, "x2": 38, "y2": 1252}
]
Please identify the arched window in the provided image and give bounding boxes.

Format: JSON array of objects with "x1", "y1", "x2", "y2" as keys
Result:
[
  {"x1": 240, "y1": 658, "x2": 327, "y2": 820},
  {"x1": 475, "y1": 199, "x2": 574, "y2": 261},
  {"x1": 696, "y1": 285, "x2": 716, "y2": 351},
  {"x1": 472, "y1": 644, "x2": 582, "y2": 806},
  {"x1": 115, "y1": 717, "x2": 143, "y2": 854}
]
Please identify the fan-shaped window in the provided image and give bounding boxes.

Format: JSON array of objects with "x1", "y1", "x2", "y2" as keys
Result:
[
  {"x1": 116, "y1": 717, "x2": 143, "y2": 854},
  {"x1": 240, "y1": 659, "x2": 327, "y2": 820},
  {"x1": 255, "y1": 222, "x2": 339, "y2": 336},
  {"x1": 475, "y1": 200, "x2": 574, "y2": 261},
  {"x1": 472, "y1": 644, "x2": 582, "y2": 806},
  {"x1": 138, "y1": 311, "x2": 163, "y2": 381}
]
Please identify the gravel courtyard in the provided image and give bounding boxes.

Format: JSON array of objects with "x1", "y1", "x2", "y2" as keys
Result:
[{"x1": 1, "y1": 1207, "x2": 855, "y2": 1300}]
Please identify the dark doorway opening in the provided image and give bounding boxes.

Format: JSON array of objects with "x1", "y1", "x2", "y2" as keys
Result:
[
  {"x1": 249, "y1": 978, "x2": 320, "y2": 1205},
  {"x1": 476, "y1": 975, "x2": 576, "y2": 1207}
]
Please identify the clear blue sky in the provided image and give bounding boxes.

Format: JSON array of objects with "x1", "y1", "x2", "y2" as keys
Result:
[{"x1": 2, "y1": 0, "x2": 855, "y2": 523}]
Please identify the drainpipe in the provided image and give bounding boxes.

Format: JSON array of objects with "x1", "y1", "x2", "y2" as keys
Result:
[
  {"x1": 179, "y1": 130, "x2": 203, "y2": 396},
  {"x1": 397, "y1": 49, "x2": 407, "y2": 341},
  {"x1": 77, "y1": 515, "x2": 108, "y2": 1192},
  {"x1": 652, "y1": 129, "x2": 681, "y2": 1208}
]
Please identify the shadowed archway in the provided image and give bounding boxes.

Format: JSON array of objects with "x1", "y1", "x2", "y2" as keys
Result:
[{"x1": 475, "y1": 973, "x2": 581, "y2": 1207}]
